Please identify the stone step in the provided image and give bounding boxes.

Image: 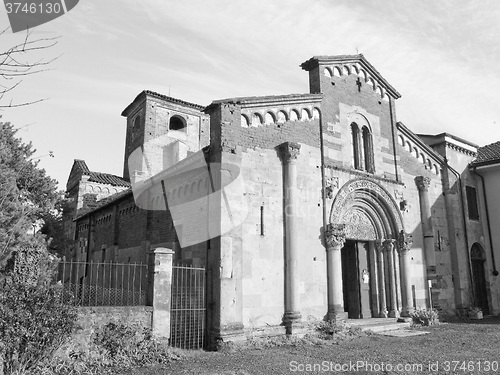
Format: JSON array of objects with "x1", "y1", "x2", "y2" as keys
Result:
[{"x1": 348, "y1": 318, "x2": 411, "y2": 333}]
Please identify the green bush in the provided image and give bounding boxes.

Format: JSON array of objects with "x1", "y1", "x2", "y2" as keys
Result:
[
  {"x1": 409, "y1": 308, "x2": 439, "y2": 326},
  {"x1": 0, "y1": 281, "x2": 77, "y2": 374}
]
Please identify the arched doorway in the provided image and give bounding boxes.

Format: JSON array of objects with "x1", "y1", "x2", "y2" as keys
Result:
[
  {"x1": 471, "y1": 243, "x2": 489, "y2": 314},
  {"x1": 330, "y1": 178, "x2": 406, "y2": 319}
]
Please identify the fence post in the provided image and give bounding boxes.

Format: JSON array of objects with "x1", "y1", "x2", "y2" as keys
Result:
[{"x1": 148, "y1": 247, "x2": 175, "y2": 339}]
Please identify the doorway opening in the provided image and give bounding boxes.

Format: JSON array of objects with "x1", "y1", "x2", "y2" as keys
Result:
[
  {"x1": 471, "y1": 243, "x2": 489, "y2": 315},
  {"x1": 341, "y1": 240, "x2": 372, "y2": 318}
]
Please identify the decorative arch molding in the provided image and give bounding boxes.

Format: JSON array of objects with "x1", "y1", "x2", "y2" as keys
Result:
[
  {"x1": 329, "y1": 178, "x2": 404, "y2": 241},
  {"x1": 347, "y1": 110, "x2": 371, "y2": 132}
]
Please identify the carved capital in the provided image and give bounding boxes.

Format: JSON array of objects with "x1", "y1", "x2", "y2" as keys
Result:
[
  {"x1": 415, "y1": 176, "x2": 431, "y2": 191},
  {"x1": 397, "y1": 230, "x2": 413, "y2": 253},
  {"x1": 383, "y1": 239, "x2": 396, "y2": 252},
  {"x1": 375, "y1": 239, "x2": 385, "y2": 254},
  {"x1": 325, "y1": 224, "x2": 346, "y2": 250},
  {"x1": 278, "y1": 142, "x2": 301, "y2": 163}
]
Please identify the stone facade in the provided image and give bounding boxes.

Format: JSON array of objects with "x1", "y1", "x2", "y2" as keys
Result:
[{"x1": 65, "y1": 54, "x2": 498, "y2": 345}]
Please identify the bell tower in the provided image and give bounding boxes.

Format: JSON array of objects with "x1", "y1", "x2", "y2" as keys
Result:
[{"x1": 121, "y1": 90, "x2": 210, "y2": 183}]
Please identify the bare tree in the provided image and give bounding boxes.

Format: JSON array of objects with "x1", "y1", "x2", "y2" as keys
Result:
[{"x1": 0, "y1": 27, "x2": 60, "y2": 108}]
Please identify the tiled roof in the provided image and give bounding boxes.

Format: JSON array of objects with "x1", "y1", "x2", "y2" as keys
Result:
[
  {"x1": 121, "y1": 90, "x2": 206, "y2": 116},
  {"x1": 74, "y1": 159, "x2": 90, "y2": 174},
  {"x1": 87, "y1": 172, "x2": 131, "y2": 187},
  {"x1": 472, "y1": 141, "x2": 500, "y2": 165},
  {"x1": 75, "y1": 188, "x2": 133, "y2": 220}
]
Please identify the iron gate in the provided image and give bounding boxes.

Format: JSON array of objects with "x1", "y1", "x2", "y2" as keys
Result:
[{"x1": 170, "y1": 264, "x2": 206, "y2": 349}]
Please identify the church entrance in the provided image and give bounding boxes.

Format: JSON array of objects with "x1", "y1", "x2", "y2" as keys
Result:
[
  {"x1": 341, "y1": 240, "x2": 372, "y2": 318},
  {"x1": 471, "y1": 243, "x2": 489, "y2": 315}
]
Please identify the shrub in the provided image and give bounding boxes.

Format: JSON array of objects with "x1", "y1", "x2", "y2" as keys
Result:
[
  {"x1": 410, "y1": 308, "x2": 439, "y2": 326},
  {"x1": 315, "y1": 320, "x2": 362, "y2": 340},
  {"x1": 0, "y1": 280, "x2": 77, "y2": 374},
  {"x1": 90, "y1": 322, "x2": 182, "y2": 368}
]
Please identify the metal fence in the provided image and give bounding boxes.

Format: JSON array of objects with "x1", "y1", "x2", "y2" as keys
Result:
[
  {"x1": 57, "y1": 260, "x2": 148, "y2": 306},
  {"x1": 170, "y1": 264, "x2": 206, "y2": 349}
]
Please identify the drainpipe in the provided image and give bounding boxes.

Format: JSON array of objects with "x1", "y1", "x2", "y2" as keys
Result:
[
  {"x1": 389, "y1": 98, "x2": 399, "y2": 182},
  {"x1": 444, "y1": 158, "x2": 474, "y2": 297},
  {"x1": 319, "y1": 117, "x2": 328, "y2": 248},
  {"x1": 472, "y1": 166, "x2": 499, "y2": 276}
]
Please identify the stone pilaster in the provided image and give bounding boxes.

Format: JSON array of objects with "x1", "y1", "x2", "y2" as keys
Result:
[
  {"x1": 279, "y1": 142, "x2": 302, "y2": 330},
  {"x1": 415, "y1": 176, "x2": 436, "y2": 278},
  {"x1": 376, "y1": 240, "x2": 388, "y2": 318},
  {"x1": 398, "y1": 231, "x2": 414, "y2": 316},
  {"x1": 325, "y1": 223, "x2": 348, "y2": 322}
]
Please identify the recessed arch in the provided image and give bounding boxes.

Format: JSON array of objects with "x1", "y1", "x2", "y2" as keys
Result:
[
  {"x1": 405, "y1": 141, "x2": 412, "y2": 153},
  {"x1": 312, "y1": 107, "x2": 321, "y2": 119},
  {"x1": 265, "y1": 111, "x2": 276, "y2": 125},
  {"x1": 252, "y1": 113, "x2": 263, "y2": 126},
  {"x1": 290, "y1": 109, "x2": 300, "y2": 121},
  {"x1": 398, "y1": 135, "x2": 405, "y2": 146},
  {"x1": 333, "y1": 66, "x2": 342, "y2": 77},
  {"x1": 241, "y1": 114, "x2": 250, "y2": 128},
  {"x1": 301, "y1": 108, "x2": 312, "y2": 120},
  {"x1": 277, "y1": 110, "x2": 288, "y2": 124},
  {"x1": 413, "y1": 147, "x2": 419, "y2": 158},
  {"x1": 169, "y1": 115, "x2": 186, "y2": 131},
  {"x1": 330, "y1": 178, "x2": 404, "y2": 241},
  {"x1": 324, "y1": 67, "x2": 333, "y2": 77},
  {"x1": 343, "y1": 65, "x2": 350, "y2": 75}
]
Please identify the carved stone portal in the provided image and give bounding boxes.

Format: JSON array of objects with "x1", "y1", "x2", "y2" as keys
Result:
[{"x1": 330, "y1": 178, "x2": 404, "y2": 241}]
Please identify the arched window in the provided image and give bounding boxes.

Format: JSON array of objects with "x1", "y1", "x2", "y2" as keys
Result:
[
  {"x1": 169, "y1": 115, "x2": 186, "y2": 131},
  {"x1": 132, "y1": 115, "x2": 141, "y2": 138},
  {"x1": 351, "y1": 123, "x2": 361, "y2": 170},
  {"x1": 362, "y1": 126, "x2": 374, "y2": 173}
]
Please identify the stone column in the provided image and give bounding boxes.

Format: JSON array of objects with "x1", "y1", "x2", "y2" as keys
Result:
[
  {"x1": 148, "y1": 247, "x2": 175, "y2": 339},
  {"x1": 325, "y1": 223, "x2": 348, "y2": 322},
  {"x1": 415, "y1": 176, "x2": 436, "y2": 278},
  {"x1": 385, "y1": 239, "x2": 399, "y2": 318},
  {"x1": 393, "y1": 244, "x2": 402, "y2": 312},
  {"x1": 398, "y1": 231, "x2": 414, "y2": 316},
  {"x1": 279, "y1": 142, "x2": 302, "y2": 329},
  {"x1": 376, "y1": 240, "x2": 388, "y2": 318},
  {"x1": 368, "y1": 241, "x2": 380, "y2": 317}
]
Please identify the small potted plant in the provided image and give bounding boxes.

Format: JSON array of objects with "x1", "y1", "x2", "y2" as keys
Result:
[{"x1": 468, "y1": 306, "x2": 483, "y2": 320}]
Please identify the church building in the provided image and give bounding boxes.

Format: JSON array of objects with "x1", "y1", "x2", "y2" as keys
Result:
[{"x1": 65, "y1": 54, "x2": 499, "y2": 343}]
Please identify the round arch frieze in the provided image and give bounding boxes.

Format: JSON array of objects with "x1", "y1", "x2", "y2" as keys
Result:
[{"x1": 329, "y1": 178, "x2": 404, "y2": 241}]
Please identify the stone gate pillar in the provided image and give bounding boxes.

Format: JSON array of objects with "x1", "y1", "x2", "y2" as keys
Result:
[
  {"x1": 279, "y1": 141, "x2": 302, "y2": 330},
  {"x1": 398, "y1": 231, "x2": 414, "y2": 316},
  {"x1": 148, "y1": 247, "x2": 174, "y2": 339},
  {"x1": 415, "y1": 176, "x2": 436, "y2": 279},
  {"x1": 325, "y1": 223, "x2": 348, "y2": 322}
]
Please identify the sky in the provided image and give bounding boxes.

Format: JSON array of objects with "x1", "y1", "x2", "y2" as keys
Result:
[{"x1": 1, "y1": 0, "x2": 499, "y2": 189}]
